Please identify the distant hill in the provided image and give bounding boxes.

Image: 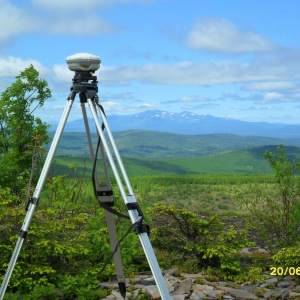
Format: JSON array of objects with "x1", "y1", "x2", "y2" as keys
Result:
[
  {"x1": 48, "y1": 130, "x2": 289, "y2": 158},
  {"x1": 52, "y1": 145, "x2": 300, "y2": 177},
  {"x1": 50, "y1": 110, "x2": 300, "y2": 140}
]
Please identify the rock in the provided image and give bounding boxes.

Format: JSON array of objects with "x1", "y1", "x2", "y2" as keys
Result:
[
  {"x1": 222, "y1": 295, "x2": 235, "y2": 300},
  {"x1": 276, "y1": 281, "x2": 296, "y2": 288},
  {"x1": 191, "y1": 290, "x2": 206, "y2": 299},
  {"x1": 290, "y1": 292, "x2": 300, "y2": 298},
  {"x1": 240, "y1": 284, "x2": 257, "y2": 293},
  {"x1": 222, "y1": 287, "x2": 258, "y2": 300},
  {"x1": 193, "y1": 284, "x2": 214, "y2": 291},
  {"x1": 203, "y1": 289, "x2": 224, "y2": 298},
  {"x1": 111, "y1": 289, "x2": 130, "y2": 299},
  {"x1": 295, "y1": 285, "x2": 300, "y2": 292},
  {"x1": 264, "y1": 277, "x2": 278, "y2": 285},
  {"x1": 104, "y1": 295, "x2": 116, "y2": 299},
  {"x1": 240, "y1": 247, "x2": 268, "y2": 254},
  {"x1": 97, "y1": 267, "x2": 300, "y2": 299},
  {"x1": 99, "y1": 281, "x2": 119, "y2": 288},
  {"x1": 171, "y1": 295, "x2": 186, "y2": 300},
  {"x1": 163, "y1": 268, "x2": 178, "y2": 277},
  {"x1": 165, "y1": 279, "x2": 175, "y2": 293},
  {"x1": 283, "y1": 275, "x2": 296, "y2": 281},
  {"x1": 178, "y1": 278, "x2": 194, "y2": 292},
  {"x1": 181, "y1": 272, "x2": 204, "y2": 279},
  {"x1": 217, "y1": 282, "x2": 229, "y2": 287},
  {"x1": 145, "y1": 285, "x2": 161, "y2": 299},
  {"x1": 167, "y1": 276, "x2": 181, "y2": 286},
  {"x1": 140, "y1": 276, "x2": 156, "y2": 285},
  {"x1": 264, "y1": 288, "x2": 290, "y2": 299},
  {"x1": 172, "y1": 285, "x2": 188, "y2": 296}
]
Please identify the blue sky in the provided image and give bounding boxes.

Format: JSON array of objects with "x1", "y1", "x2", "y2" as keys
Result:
[{"x1": 1, "y1": 0, "x2": 300, "y2": 125}]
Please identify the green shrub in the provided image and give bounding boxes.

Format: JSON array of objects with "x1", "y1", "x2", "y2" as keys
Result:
[
  {"x1": 149, "y1": 203, "x2": 251, "y2": 278},
  {"x1": 272, "y1": 245, "x2": 300, "y2": 267},
  {"x1": 0, "y1": 172, "x2": 144, "y2": 298}
]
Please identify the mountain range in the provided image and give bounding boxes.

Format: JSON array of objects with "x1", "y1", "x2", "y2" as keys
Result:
[{"x1": 52, "y1": 110, "x2": 300, "y2": 140}]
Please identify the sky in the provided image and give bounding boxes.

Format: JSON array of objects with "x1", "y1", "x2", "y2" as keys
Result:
[{"x1": 1, "y1": 0, "x2": 300, "y2": 125}]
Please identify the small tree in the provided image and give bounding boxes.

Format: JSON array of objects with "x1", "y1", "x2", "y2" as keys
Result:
[
  {"x1": 241, "y1": 145, "x2": 300, "y2": 253},
  {"x1": 0, "y1": 65, "x2": 51, "y2": 197}
]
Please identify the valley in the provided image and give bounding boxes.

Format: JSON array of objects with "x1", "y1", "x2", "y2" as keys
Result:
[{"x1": 49, "y1": 131, "x2": 300, "y2": 178}]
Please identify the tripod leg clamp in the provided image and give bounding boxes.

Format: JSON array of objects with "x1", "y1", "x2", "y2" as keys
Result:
[
  {"x1": 125, "y1": 202, "x2": 143, "y2": 217},
  {"x1": 126, "y1": 202, "x2": 150, "y2": 236},
  {"x1": 19, "y1": 230, "x2": 28, "y2": 239},
  {"x1": 96, "y1": 189, "x2": 114, "y2": 206},
  {"x1": 133, "y1": 221, "x2": 150, "y2": 235},
  {"x1": 25, "y1": 197, "x2": 40, "y2": 211}
]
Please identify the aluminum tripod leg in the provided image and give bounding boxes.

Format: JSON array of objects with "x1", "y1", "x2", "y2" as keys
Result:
[
  {"x1": 81, "y1": 103, "x2": 126, "y2": 297},
  {"x1": 87, "y1": 99, "x2": 171, "y2": 300},
  {"x1": 0, "y1": 98, "x2": 74, "y2": 300}
]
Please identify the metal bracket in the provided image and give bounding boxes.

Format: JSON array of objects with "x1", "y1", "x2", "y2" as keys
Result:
[
  {"x1": 25, "y1": 197, "x2": 40, "y2": 211},
  {"x1": 97, "y1": 184, "x2": 114, "y2": 206},
  {"x1": 133, "y1": 221, "x2": 150, "y2": 235},
  {"x1": 125, "y1": 202, "x2": 143, "y2": 217}
]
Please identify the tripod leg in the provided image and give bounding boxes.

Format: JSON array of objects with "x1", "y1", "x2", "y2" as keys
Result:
[
  {"x1": 80, "y1": 103, "x2": 127, "y2": 297},
  {"x1": 0, "y1": 98, "x2": 74, "y2": 300},
  {"x1": 87, "y1": 99, "x2": 171, "y2": 300}
]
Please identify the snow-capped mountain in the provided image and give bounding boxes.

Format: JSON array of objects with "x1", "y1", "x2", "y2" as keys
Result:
[{"x1": 51, "y1": 110, "x2": 300, "y2": 139}]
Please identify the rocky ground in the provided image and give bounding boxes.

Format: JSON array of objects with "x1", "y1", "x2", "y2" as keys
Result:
[{"x1": 99, "y1": 268, "x2": 300, "y2": 300}]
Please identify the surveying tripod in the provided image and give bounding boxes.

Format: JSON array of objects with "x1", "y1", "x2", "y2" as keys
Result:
[{"x1": 0, "y1": 53, "x2": 171, "y2": 300}]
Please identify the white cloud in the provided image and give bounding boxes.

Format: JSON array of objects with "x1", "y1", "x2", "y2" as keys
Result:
[
  {"x1": 264, "y1": 92, "x2": 284, "y2": 100},
  {"x1": 0, "y1": 0, "x2": 138, "y2": 41},
  {"x1": 31, "y1": 0, "x2": 151, "y2": 11},
  {"x1": 3, "y1": 47, "x2": 300, "y2": 92},
  {"x1": 243, "y1": 81, "x2": 296, "y2": 91},
  {"x1": 0, "y1": 0, "x2": 36, "y2": 43},
  {"x1": 0, "y1": 56, "x2": 48, "y2": 77},
  {"x1": 50, "y1": 52, "x2": 300, "y2": 87},
  {"x1": 44, "y1": 16, "x2": 120, "y2": 36},
  {"x1": 52, "y1": 64, "x2": 77, "y2": 82},
  {"x1": 32, "y1": 0, "x2": 103, "y2": 10},
  {"x1": 179, "y1": 96, "x2": 207, "y2": 103},
  {"x1": 257, "y1": 92, "x2": 300, "y2": 104},
  {"x1": 185, "y1": 18, "x2": 277, "y2": 53},
  {"x1": 100, "y1": 100, "x2": 155, "y2": 114},
  {"x1": 163, "y1": 96, "x2": 208, "y2": 104}
]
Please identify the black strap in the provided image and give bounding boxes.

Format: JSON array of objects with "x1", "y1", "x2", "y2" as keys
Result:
[
  {"x1": 99, "y1": 202, "x2": 130, "y2": 220},
  {"x1": 91, "y1": 112, "x2": 129, "y2": 220},
  {"x1": 96, "y1": 102, "x2": 106, "y2": 130}
]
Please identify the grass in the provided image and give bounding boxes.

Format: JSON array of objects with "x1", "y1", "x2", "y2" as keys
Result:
[
  {"x1": 42, "y1": 170, "x2": 277, "y2": 215},
  {"x1": 46, "y1": 144, "x2": 300, "y2": 215}
]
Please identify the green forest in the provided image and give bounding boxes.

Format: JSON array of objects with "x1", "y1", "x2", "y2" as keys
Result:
[{"x1": 1, "y1": 66, "x2": 300, "y2": 299}]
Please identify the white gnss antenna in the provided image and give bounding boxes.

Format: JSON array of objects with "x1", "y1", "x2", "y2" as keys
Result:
[{"x1": 66, "y1": 52, "x2": 101, "y2": 71}]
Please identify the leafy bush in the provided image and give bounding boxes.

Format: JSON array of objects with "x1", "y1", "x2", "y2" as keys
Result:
[
  {"x1": 0, "y1": 171, "x2": 144, "y2": 298},
  {"x1": 149, "y1": 203, "x2": 251, "y2": 278},
  {"x1": 272, "y1": 245, "x2": 300, "y2": 267}
]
